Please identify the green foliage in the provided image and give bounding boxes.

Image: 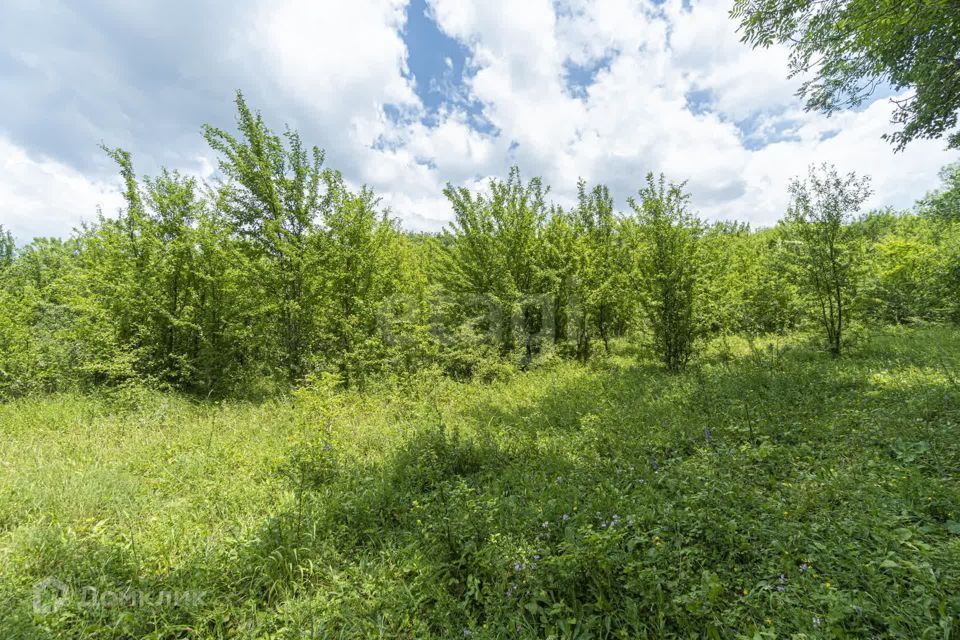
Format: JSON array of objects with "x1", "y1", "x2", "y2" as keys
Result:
[
  {"x1": 572, "y1": 181, "x2": 633, "y2": 359},
  {"x1": 203, "y1": 91, "x2": 326, "y2": 381},
  {"x1": 732, "y1": 0, "x2": 960, "y2": 150},
  {"x1": 540, "y1": 205, "x2": 578, "y2": 347},
  {"x1": 314, "y1": 174, "x2": 408, "y2": 388},
  {"x1": 628, "y1": 173, "x2": 702, "y2": 372},
  {"x1": 0, "y1": 93, "x2": 429, "y2": 399},
  {"x1": 442, "y1": 167, "x2": 549, "y2": 357},
  {"x1": 3, "y1": 327, "x2": 960, "y2": 638},
  {"x1": 0, "y1": 288, "x2": 35, "y2": 397},
  {"x1": 699, "y1": 223, "x2": 801, "y2": 335},
  {"x1": 0, "y1": 225, "x2": 14, "y2": 268},
  {"x1": 858, "y1": 217, "x2": 944, "y2": 324},
  {"x1": 846, "y1": 208, "x2": 960, "y2": 325},
  {"x1": 783, "y1": 164, "x2": 871, "y2": 356},
  {"x1": 2, "y1": 92, "x2": 960, "y2": 399},
  {"x1": 918, "y1": 162, "x2": 960, "y2": 222}
]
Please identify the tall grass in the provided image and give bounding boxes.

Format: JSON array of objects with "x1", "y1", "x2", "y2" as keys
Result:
[{"x1": 2, "y1": 327, "x2": 959, "y2": 638}]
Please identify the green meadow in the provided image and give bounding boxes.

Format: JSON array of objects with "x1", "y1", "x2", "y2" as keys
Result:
[{"x1": 2, "y1": 327, "x2": 958, "y2": 638}]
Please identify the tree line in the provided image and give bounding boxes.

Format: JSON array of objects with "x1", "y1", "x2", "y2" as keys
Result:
[{"x1": 2, "y1": 93, "x2": 959, "y2": 398}]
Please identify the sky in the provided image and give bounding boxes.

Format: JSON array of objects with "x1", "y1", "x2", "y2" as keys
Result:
[{"x1": 1, "y1": 0, "x2": 957, "y2": 241}]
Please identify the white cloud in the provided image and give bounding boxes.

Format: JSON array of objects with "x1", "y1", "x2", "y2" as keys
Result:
[
  {"x1": 731, "y1": 98, "x2": 956, "y2": 226},
  {"x1": 665, "y1": 0, "x2": 798, "y2": 120},
  {"x1": 252, "y1": 0, "x2": 417, "y2": 120},
  {"x1": 0, "y1": 0, "x2": 956, "y2": 238},
  {"x1": 408, "y1": 0, "x2": 957, "y2": 227},
  {"x1": 0, "y1": 135, "x2": 124, "y2": 241}
]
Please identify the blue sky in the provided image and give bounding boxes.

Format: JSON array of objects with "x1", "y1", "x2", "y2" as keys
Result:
[
  {"x1": 404, "y1": 0, "x2": 469, "y2": 112},
  {"x1": 0, "y1": 0, "x2": 956, "y2": 241}
]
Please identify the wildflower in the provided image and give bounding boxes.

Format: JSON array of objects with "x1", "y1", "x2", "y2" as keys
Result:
[
  {"x1": 542, "y1": 521, "x2": 549, "y2": 529},
  {"x1": 799, "y1": 562, "x2": 808, "y2": 572},
  {"x1": 533, "y1": 554, "x2": 541, "y2": 561},
  {"x1": 561, "y1": 513, "x2": 570, "y2": 522},
  {"x1": 463, "y1": 629, "x2": 472, "y2": 637},
  {"x1": 514, "y1": 561, "x2": 524, "y2": 572},
  {"x1": 704, "y1": 426, "x2": 712, "y2": 442},
  {"x1": 779, "y1": 573, "x2": 787, "y2": 584},
  {"x1": 765, "y1": 618, "x2": 772, "y2": 625},
  {"x1": 824, "y1": 581, "x2": 831, "y2": 589},
  {"x1": 812, "y1": 616, "x2": 821, "y2": 628}
]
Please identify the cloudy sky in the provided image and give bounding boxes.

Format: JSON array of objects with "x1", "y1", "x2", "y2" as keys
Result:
[{"x1": 1, "y1": 0, "x2": 956, "y2": 241}]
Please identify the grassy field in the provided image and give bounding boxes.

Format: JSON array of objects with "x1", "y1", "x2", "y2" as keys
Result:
[{"x1": 2, "y1": 327, "x2": 960, "y2": 639}]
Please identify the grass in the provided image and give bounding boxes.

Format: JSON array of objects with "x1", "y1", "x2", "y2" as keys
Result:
[{"x1": 1, "y1": 327, "x2": 959, "y2": 638}]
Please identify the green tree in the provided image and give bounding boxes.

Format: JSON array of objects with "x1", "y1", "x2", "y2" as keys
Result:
[
  {"x1": 204, "y1": 91, "x2": 325, "y2": 381},
  {"x1": 141, "y1": 170, "x2": 208, "y2": 385},
  {"x1": 0, "y1": 236, "x2": 75, "y2": 397},
  {"x1": 862, "y1": 234, "x2": 941, "y2": 324},
  {"x1": 854, "y1": 211, "x2": 954, "y2": 324},
  {"x1": 918, "y1": 162, "x2": 960, "y2": 221},
  {"x1": 731, "y1": 0, "x2": 960, "y2": 150},
  {"x1": 315, "y1": 173, "x2": 404, "y2": 388},
  {"x1": 58, "y1": 147, "x2": 254, "y2": 393},
  {"x1": 540, "y1": 206, "x2": 577, "y2": 347},
  {"x1": 627, "y1": 173, "x2": 702, "y2": 372},
  {"x1": 697, "y1": 223, "x2": 801, "y2": 336},
  {"x1": 0, "y1": 226, "x2": 14, "y2": 269},
  {"x1": 784, "y1": 164, "x2": 871, "y2": 356},
  {"x1": 573, "y1": 181, "x2": 631, "y2": 358},
  {"x1": 443, "y1": 167, "x2": 548, "y2": 358}
]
